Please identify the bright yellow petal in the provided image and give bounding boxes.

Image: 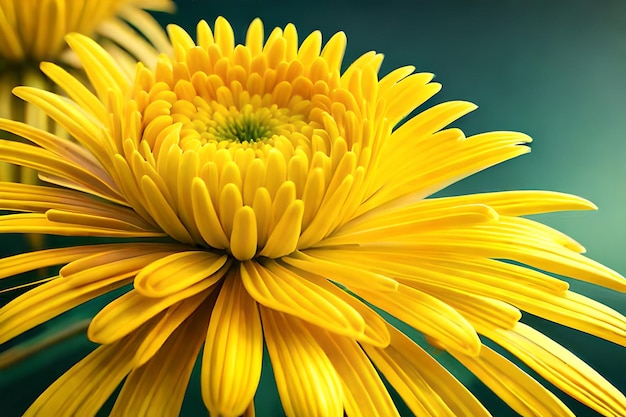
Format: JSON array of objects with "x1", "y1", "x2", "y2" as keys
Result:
[
  {"x1": 0, "y1": 247, "x2": 172, "y2": 343},
  {"x1": 88, "y1": 285, "x2": 216, "y2": 345},
  {"x1": 450, "y1": 345, "x2": 573, "y2": 416},
  {"x1": 24, "y1": 330, "x2": 145, "y2": 417},
  {"x1": 0, "y1": 212, "x2": 163, "y2": 238},
  {"x1": 356, "y1": 283, "x2": 481, "y2": 356},
  {"x1": 260, "y1": 306, "x2": 344, "y2": 417},
  {"x1": 486, "y1": 323, "x2": 626, "y2": 416},
  {"x1": 0, "y1": 243, "x2": 158, "y2": 280},
  {"x1": 110, "y1": 303, "x2": 208, "y2": 417},
  {"x1": 201, "y1": 272, "x2": 263, "y2": 416},
  {"x1": 64, "y1": 32, "x2": 130, "y2": 100},
  {"x1": 133, "y1": 291, "x2": 211, "y2": 367},
  {"x1": 240, "y1": 260, "x2": 367, "y2": 340},
  {"x1": 323, "y1": 203, "x2": 498, "y2": 246},
  {"x1": 308, "y1": 328, "x2": 399, "y2": 417},
  {"x1": 0, "y1": 139, "x2": 121, "y2": 202},
  {"x1": 282, "y1": 251, "x2": 399, "y2": 292},
  {"x1": 362, "y1": 324, "x2": 490, "y2": 417},
  {"x1": 133, "y1": 251, "x2": 229, "y2": 297}
]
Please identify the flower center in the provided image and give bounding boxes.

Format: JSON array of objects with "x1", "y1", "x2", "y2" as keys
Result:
[{"x1": 173, "y1": 95, "x2": 308, "y2": 152}]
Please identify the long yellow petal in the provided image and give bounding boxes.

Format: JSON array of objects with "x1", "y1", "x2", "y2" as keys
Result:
[
  {"x1": 356, "y1": 284, "x2": 481, "y2": 356},
  {"x1": 0, "y1": 213, "x2": 162, "y2": 238},
  {"x1": 240, "y1": 260, "x2": 367, "y2": 340},
  {"x1": 0, "y1": 243, "x2": 167, "y2": 280},
  {"x1": 110, "y1": 304, "x2": 208, "y2": 417},
  {"x1": 0, "y1": 139, "x2": 121, "y2": 202},
  {"x1": 88, "y1": 285, "x2": 216, "y2": 345},
  {"x1": 450, "y1": 345, "x2": 574, "y2": 416},
  {"x1": 0, "y1": 249, "x2": 170, "y2": 343},
  {"x1": 308, "y1": 328, "x2": 399, "y2": 417},
  {"x1": 201, "y1": 272, "x2": 263, "y2": 416},
  {"x1": 260, "y1": 306, "x2": 344, "y2": 417},
  {"x1": 133, "y1": 291, "x2": 212, "y2": 367},
  {"x1": 362, "y1": 324, "x2": 490, "y2": 417},
  {"x1": 133, "y1": 251, "x2": 228, "y2": 297},
  {"x1": 283, "y1": 251, "x2": 399, "y2": 292},
  {"x1": 485, "y1": 323, "x2": 626, "y2": 416},
  {"x1": 24, "y1": 330, "x2": 145, "y2": 417}
]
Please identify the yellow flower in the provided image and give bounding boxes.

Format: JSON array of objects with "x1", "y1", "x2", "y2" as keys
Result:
[
  {"x1": 0, "y1": 0, "x2": 174, "y2": 183},
  {"x1": 0, "y1": 17, "x2": 625, "y2": 417}
]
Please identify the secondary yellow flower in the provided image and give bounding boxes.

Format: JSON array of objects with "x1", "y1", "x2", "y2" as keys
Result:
[
  {"x1": 0, "y1": 0, "x2": 174, "y2": 183},
  {"x1": 0, "y1": 17, "x2": 625, "y2": 417}
]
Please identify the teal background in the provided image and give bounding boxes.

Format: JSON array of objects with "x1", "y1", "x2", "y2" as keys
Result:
[{"x1": 1, "y1": 1, "x2": 625, "y2": 416}]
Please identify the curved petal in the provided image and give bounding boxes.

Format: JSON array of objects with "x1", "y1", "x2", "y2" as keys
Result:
[
  {"x1": 88, "y1": 285, "x2": 216, "y2": 345},
  {"x1": 110, "y1": 303, "x2": 209, "y2": 417},
  {"x1": 362, "y1": 325, "x2": 491, "y2": 417},
  {"x1": 356, "y1": 284, "x2": 481, "y2": 356},
  {"x1": 260, "y1": 306, "x2": 344, "y2": 417},
  {"x1": 0, "y1": 249, "x2": 168, "y2": 344},
  {"x1": 450, "y1": 345, "x2": 573, "y2": 416},
  {"x1": 24, "y1": 330, "x2": 145, "y2": 416},
  {"x1": 133, "y1": 251, "x2": 229, "y2": 297},
  {"x1": 308, "y1": 327, "x2": 399, "y2": 416},
  {"x1": 240, "y1": 260, "x2": 366, "y2": 340},
  {"x1": 486, "y1": 323, "x2": 626, "y2": 416},
  {"x1": 133, "y1": 291, "x2": 213, "y2": 367},
  {"x1": 201, "y1": 271, "x2": 263, "y2": 416}
]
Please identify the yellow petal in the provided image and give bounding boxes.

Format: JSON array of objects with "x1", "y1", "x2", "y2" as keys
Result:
[
  {"x1": 0, "y1": 213, "x2": 162, "y2": 238},
  {"x1": 140, "y1": 174, "x2": 195, "y2": 244},
  {"x1": 429, "y1": 189, "x2": 597, "y2": 216},
  {"x1": 282, "y1": 251, "x2": 399, "y2": 292},
  {"x1": 24, "y1": 330, "x2": 145, "y2": 417},
  {"x1": 240, "y1": 260, "x2": 366, "y2": 339},
  {"x1": 0, "y1": 182, "x2": 152, "y2": 230},
  {"x1": 486, "y1": 323, "x2": 626, "y2": 416},
  {"x1": 0, "y1": 138, "x2": 120, "y2": 202},
  {"x1": 133, "y1": 291, "x2": 211, "y2": 367},
  {"x1": 362, "y1": 324, "x2": 490, "y2": 417},
  {"x1": 450, "y1": 345, "x2": 573, "y2": 416},
  {"x1": 325, "y1": 203, "x2": 498, "y2": 246},
  {"x1": 0, "y1": 243, "x2": 153, "y2": 280},
  {"x1": 64, "y1": 32, "x2": 130, "y2": 99},
  {"x1": 201, "y1": 272, "x2": 263, "y2": 416},
  {"x1": 355, "y1": 284, "x2": 481, "y2": 356},
  {"x1": 110, "y1": 304, "x2": 208, "y2": 417},
  {"x1": 191, "y1": 176, "x2": 230, "y2": 249},
  {"x1": 88, "y1": 284, "x2": 216, "y2": 345},
  {"x1": 39, "y1": 61, "x2": 108, "y2": 123},
  {"x1": 260, "y1": 306, "x2": 344, "y2": 417},
  {"x1": 0, "y1": 248, "x2": 166, "y2": 343},
  {"x1": 230, "y1": 205, "x2": 258, "y2": 260},
  {"x1": 308, "y1": 328, "x2": 399, "y2": 417},
  {"x1": 258, "y1": 199, "x2": 304, "y2": 258},
  {"x1": 133, "y1": 251, "x2": 229, "y2": 297}
]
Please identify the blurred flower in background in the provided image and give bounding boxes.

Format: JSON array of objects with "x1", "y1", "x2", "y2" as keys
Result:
[
  {"x1": 0, "y1": 14, "x2": 624, "y2": 416},
  {"x1": 0, "y1": 0, "x2": 174, "y2": 184}
]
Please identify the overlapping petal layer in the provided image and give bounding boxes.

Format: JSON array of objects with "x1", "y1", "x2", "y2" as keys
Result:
[{"x1": 0, "y1": 16, "x2": 624, "y2": 417}]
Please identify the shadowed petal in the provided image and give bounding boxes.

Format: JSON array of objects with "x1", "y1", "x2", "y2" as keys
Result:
[
  {"x1": 362, "y1": 325, "x2": 491, "y2": 417},
  {"x1": 24, "y1": 329, "x2": 147, "y2": 416},
  {"x1": 201, "y1": 271, "x2": 263, "y2": 416},
  {"x1": 240, "y1": 260, "x2": 366, "y2": 340},
  {"x1": 260, "y1": 306, "x2": 344, "y2": 417},
  {"x1": 110, "y1": 301, "x2": 210, "y2": 417},
  {"x1": 450, "y1": 345, "x2": 573, "y2": 416}
]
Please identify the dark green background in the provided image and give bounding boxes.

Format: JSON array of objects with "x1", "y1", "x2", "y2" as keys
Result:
[{"x1": 1, "y1": 1, "x2": 625, "y2": 416}]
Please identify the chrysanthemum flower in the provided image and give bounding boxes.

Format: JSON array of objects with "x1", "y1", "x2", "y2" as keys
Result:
[
  {"x1": 0, "y1": 17, "x2": 625, "y2": 417},
  {"x1": 0, "y1": 0, "x2": 174, "y2": 183}
]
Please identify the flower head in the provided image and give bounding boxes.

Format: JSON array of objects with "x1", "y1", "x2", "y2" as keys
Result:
[
  {"x1": 0, "y1": 17, "x2": 625, "y2": 416},
  {"x1": 0, "y1": 0, "x2": 174, "y2": 183}
]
